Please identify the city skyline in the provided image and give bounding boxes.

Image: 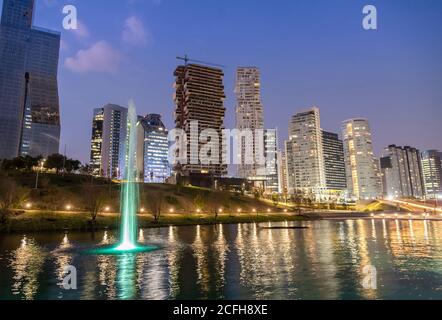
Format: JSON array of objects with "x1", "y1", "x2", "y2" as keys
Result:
[{"x1": 5, "y1": 0, "x2": 440, "y2": 164}]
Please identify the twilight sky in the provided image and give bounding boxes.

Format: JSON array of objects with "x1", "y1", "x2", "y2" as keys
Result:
[{"x1": 3, "y1": 0, "x2": 441, "y2": 164}]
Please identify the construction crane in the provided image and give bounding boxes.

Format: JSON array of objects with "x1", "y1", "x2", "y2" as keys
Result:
[{"x1": 176, "y1": 54, "x2": 226, "y2": 68}]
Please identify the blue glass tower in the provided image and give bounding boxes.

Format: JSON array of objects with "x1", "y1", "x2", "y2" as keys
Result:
[
  {"x1": 141, "y1": 114, "x2": 170, "y2": 183},
  {"x1": 0, "y1": 0, "x2": 60, "y2": 159}
]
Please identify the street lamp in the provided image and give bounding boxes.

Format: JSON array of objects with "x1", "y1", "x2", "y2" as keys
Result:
[{"x1": 35, "y1": 159, "x2": 46, "y2": 189}]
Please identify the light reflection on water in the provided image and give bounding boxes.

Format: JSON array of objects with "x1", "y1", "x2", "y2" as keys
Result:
[{"x1": 1, "y1": 220, "x2": 442, "y2": 300}]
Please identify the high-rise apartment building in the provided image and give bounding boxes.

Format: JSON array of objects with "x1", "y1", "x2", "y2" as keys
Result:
[
  {"x1": 0, "y1": 0, "x2": 60, "y2": 159},
  {"x1": 140, "y1": 114, "x2": 170, "y2": 183},
  {"x1": 174, "y1": 63, "x2": 227, "y2": 177},
  {"x1": 342, "y1": 118, "x2": 382, "y2": 200},
  {"x1": 90, "y1": 104, "x2": 128, "y2": 179},
  {"x1": 263, "y1": 129, "x2": 279, "y2": 193},
  {"x1": 421, "y1": 150, "x2": 442, "y2": 199},
  {"x1": 235, "y1": 67, "x2": 264, "y2": 179},
  {"x1": 322, "y1": 130, "x2": 347, "y2": 191},
  {"x1": 285, "y1": 107, "x2": 326, "y2": 197},
  {"x1": 277, "y1": 150, "x2": 289, "y2": 195},
  {"x1": 380, "y1": 145, "x2": 424, "y2": 199}
]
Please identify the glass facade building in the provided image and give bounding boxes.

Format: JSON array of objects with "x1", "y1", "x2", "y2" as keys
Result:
[
  {"x1": 89, "y1": 104, "x2": 127, "y2": 179},
  {"x1": 322, "y1": 130, "x2": 347, "y2": 191},
  {"x1": 380, "y1": 145, "x2": 425, "y2": 199},
  {"x1": 141, "y1": 114, "x2": 170, "y2": 183},
  {"x1": 421, "y1": 150, "x2": 442, "y2": 199},
  {"x1": 0, "y1": 0, "x2": 60, "y2": 159},
  {"x1": 263, "y1": 128, "x2": 279, "y2": 194}
]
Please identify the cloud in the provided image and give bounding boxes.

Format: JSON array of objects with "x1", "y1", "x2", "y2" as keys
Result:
[
  {"x1": 122, "y1": 16, "x2": 149, "y2": 46},
  {"x1": 65, "y1": 41, "x2": 122, "y2": 74},
  {"x1": 72, "y1": 20, "x2": 90, "y2": 40}
]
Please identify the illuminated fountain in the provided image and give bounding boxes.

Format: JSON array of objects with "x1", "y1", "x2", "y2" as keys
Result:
[
  {"x1": 115, "y1": 101, "x2": 140, "y2": 251},
  {"x1": 90, "y1": 100, "x2": 156, "y2": 255}
]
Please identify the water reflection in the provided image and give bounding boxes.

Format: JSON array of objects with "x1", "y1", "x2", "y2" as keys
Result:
[
  {"x1": 53, "y1": 233, "x2": 74, "y2": 298},
  {"x1": 9, "y1": 237, "x2": 46, "y2": 300},
  {"x1": 2, "y1": 220, "x2": 442, "y2": 300},
  {"x1": 117, "y1": 254, "x2": 137, "y2": 300}
]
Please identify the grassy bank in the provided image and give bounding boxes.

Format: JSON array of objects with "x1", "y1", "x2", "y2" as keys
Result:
[{"x1": 0, "y1": 210, "x2": 306, "y2": 233}]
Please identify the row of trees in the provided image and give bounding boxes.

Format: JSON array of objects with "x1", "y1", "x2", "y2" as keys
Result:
[
  {"x1": 0, "y1": 154, "x2": 82, "y2": 173},
  {"x1": 0, "y1": 176, "x2": 30, "y2": 223}
]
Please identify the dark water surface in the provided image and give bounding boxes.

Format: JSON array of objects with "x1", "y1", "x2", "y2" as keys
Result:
[{"x1": 1, "y1": 220, "x2": 442, "y2": 300}]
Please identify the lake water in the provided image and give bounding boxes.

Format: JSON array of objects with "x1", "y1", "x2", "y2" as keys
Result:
[{"x1": 1, "y1": 219, "x2": 442, "y2": 300}]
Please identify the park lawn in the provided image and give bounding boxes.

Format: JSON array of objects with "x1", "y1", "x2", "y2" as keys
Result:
[{"x1": 0, "y1": 210, "x2": 305, "y2": 233}]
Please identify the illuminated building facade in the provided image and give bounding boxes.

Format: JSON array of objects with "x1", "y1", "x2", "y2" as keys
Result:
[
  {"x1": 235, "y1": 67, "x2": 264, "y2": 179},
  {"x1": 90, "y1": 104, "x2": 127, "y2": 179},
  {"x1": 140, "y1": 114, "x2": 170, "y2": 183},
  {"x1": 342, "y1": 118, "x2": 382, "y2": 200},
  {"x1": 0, "y1": 0, "x2": 60, "y2": 159},
  {"x1": 285, "y1": 107, "x2": 326, "y2": 198},
  {"x1": 421, "y1": 150, "x2": 442, "y2": 199},
  {"x1": 277, "y1": 150, "x2": 289, "y2": 195},
  {"x1": 263, "y1": 129, "x2": 279, "y2": 193},
  {"x1": 380, "y1": 145, "x2": 424, "y2": 199},
  {"x1": 322, "y1": 130, "x2": 347, "y2": 191},
  {"x1": 174, "y1": 63, "x2": 227, "y2": 177}
]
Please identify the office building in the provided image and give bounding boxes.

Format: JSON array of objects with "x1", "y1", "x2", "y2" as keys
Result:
[
  {"x1": 140, "y1": 114, "x2": 170, "y2": 183},
  {"x1": 380, "y1": 145, "x2": 424, "y2": 199},
  {"x1": 421, "y1": 150, "x2": 442, "y2": 199},
  {"x1": 342, "y1": 118, "x2": 382, "y2": 200},
  {"x1": 0, "y1": 0, "x2": 60, "y2": 159},
  {"x1": 322, "y1": 130, "x2": 347, "y2": 191},
  {"x1": 89, "y1": 104, "x2": 127, "y2": 179},
  {"x1": 263, "y1": 129, "x2": 279, "y2": 193}
]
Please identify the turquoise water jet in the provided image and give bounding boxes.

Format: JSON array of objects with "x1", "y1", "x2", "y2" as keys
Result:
[
  {"x1": 89, "y1": 100, "x2": 157, "y2": 255},
  {"x1": 115, "y1": 100, "x2": 139, "y2": 251}
]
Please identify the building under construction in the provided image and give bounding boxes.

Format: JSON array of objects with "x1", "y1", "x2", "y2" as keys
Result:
[{"x1": 173, "y1": 60, "x2": 227, "y2": 180}]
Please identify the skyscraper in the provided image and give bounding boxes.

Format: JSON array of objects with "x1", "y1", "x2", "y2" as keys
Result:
[
  {"x1": 322, "y1": 130, "x2": 347, "y2": 191},
  {"x1": 285, "y1": 107, "x2": 326, "y2": 198},
  {"x1": 421, "y1": 150, "x2": 442, "y2": 199},
  {"x1": 0, "y1": 0, "x2": 60, "y2": 159},
  {"x1": 140, "y1": 114, "x2": 170, "y2": 183},
  {"x1": 235, "y1": 67, "x2": 264, "y2": 179},
  {"x1": 174, "y1": 63, "x2": 227, "y2": 177},
  {"x1": 263, "y1": 129, "x2": 279, "y2": 193},
  {"x1": 380, "y1": 145, "x2": 424, "y2": 199},
  {"x1": 277, "y1": 150, "x2": 289, "y2": 195},
  {"x1": 342, "y1": 118, "x2": 382, "y2": 200},
  {"x1": 89, "y1": 104, "x2": 128, "y2": 179}
]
